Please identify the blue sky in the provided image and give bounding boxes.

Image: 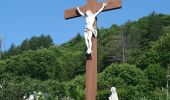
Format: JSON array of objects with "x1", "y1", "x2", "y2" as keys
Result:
[{"x1": 0, "y1": 0, "x2": 170, "y2": 51}]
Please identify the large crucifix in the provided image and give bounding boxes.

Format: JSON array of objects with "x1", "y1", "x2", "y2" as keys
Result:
[{"x1": 64, "y1": 0, "x2": 121, "y2": 99}]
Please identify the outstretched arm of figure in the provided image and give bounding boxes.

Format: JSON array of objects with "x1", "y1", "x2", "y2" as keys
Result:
[
  {"x1": 94, "y1": 2, "x2": 108, "y2": 16},
  {"x1": 76, "y1": 7, "x2": 85, "y2": 16}
]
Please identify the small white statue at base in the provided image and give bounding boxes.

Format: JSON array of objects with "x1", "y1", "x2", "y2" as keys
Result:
[
  {"x1": 109, "y1": 87, "x2": 119, "y2": 100},
  {"x1": 76, "y1": 2, "x2": 108, "y2": 54}
]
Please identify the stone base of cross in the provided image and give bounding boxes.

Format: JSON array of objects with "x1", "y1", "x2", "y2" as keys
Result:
[{"x1": 64, "y1": 0, "x2": 121, "y2": 100}]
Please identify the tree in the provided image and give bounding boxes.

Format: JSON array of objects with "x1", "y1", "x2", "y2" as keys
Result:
[
  {"x1": 144, "y1": 64, "x2": 166, "y2": 90},
  {"x1": 98, "y1": 64, "x2": 148, "y2": 100},
  {"x1": 2, "y1": 34, "x2": 54, "y2": 59},
  {"x1": 137, "y1": 31, "x2": 170, "y2": 69}
]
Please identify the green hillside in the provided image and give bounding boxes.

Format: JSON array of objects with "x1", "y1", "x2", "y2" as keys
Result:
[{"x1": 0, "y1": 12, "x2": 170, "y2": 100}]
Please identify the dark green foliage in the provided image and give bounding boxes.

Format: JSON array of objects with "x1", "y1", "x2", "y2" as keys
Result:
[
  {"x1": 97, "y1": 64, "x2": 148, "y2": 100},
  {"x1": 98, "y1": 25, "x2": 122, "y2": 71},
  {"x1": 2, "y1": 34, "x2": 53, "y2": 59},
  {"x1": 0, "y1": 13, "x2": 170, "y2": 99},
  {"x1": 137, "y1": 31, "x2": 170, "y2": 69},
  {"x1": 144, "y1": 64, "x2": 166, "y2": 90},
  {"x1": 60, "y1": 33, "x2": 86, "y2": 74},
  {"x1": 2, "y1": 46, "x2": 84, "y2": 81},
  {"x1": 138, "y1": 12, "x2": 164, "y2": 48},
  {"x1": 0, "y1": 73, "x2": 85, "y2": 100}
]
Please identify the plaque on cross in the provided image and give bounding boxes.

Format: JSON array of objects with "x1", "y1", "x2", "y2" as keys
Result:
[{"x1": 64, "y1": 0, "x2": 121, "y2": 100}]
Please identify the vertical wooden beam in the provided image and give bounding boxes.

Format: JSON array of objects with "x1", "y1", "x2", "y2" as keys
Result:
[
  {"x1": 86, "y1": 18, "x2": 97, "y2": 100},
  {"x1": 64, "y1": 1, "x2": 122, "y2": 99}
]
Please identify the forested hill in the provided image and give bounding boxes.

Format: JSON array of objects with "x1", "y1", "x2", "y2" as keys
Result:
[{"x1": 0, "y1": 12, "x2": 170, "y2": 100}]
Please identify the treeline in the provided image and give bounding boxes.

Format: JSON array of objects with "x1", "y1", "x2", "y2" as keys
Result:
[
  {"x1": 2, "y1": 34, "x2": 53, "y2": 59},
  {"x1": 0, "y1": 12, "x2": 170, "y2": 100}
]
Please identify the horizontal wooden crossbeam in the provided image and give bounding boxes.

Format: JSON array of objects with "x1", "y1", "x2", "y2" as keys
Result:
[{"x1": 64, "y1": 0, "x2": 121, "y2": 19}]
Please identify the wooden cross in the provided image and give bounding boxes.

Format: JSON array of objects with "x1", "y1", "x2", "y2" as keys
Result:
[{"x1": 64, "y1": 0, "x2": 121, "y2": 100}]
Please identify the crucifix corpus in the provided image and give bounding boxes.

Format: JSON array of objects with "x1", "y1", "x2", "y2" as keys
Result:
[{"x1": 64, "y1": 0, "x2": 122, "y2": 99}]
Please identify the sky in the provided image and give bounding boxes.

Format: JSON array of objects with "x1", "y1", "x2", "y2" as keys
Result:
[{"x1": 0, "y1": 0, "x2": 170, "y2": 51}]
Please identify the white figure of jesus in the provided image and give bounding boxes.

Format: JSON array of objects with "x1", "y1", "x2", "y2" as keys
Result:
[
  {"x1": 76, "y1": 2, "x2": 107, "y2": 54},
  {"x1": 109, "y1": 87, "x2": 119, "y2": 100}
]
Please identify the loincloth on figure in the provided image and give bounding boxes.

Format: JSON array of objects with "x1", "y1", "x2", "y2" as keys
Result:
[{"x1": 84, "y1": 28, "x2": 97, "y2": 37}]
